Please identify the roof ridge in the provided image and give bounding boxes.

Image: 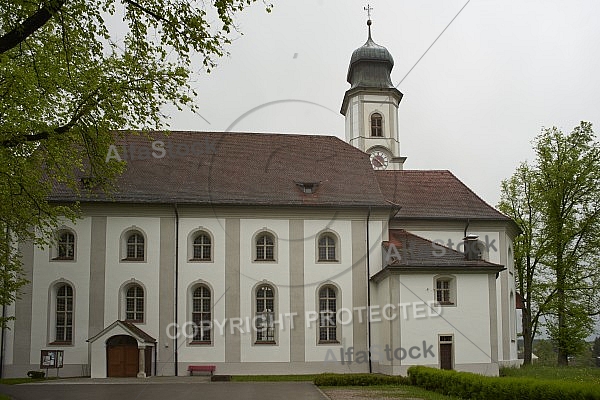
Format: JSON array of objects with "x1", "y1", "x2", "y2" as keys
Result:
[{"x1": 115, "y1": 130, "x2": 345, "y2": 140}]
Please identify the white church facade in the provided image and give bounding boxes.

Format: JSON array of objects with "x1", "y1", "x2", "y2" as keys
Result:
[{"x1": 3, "y1": 21, "x2": 519, "y2": 378}]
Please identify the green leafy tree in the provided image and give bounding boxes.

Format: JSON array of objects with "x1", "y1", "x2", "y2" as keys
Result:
[
  {"x1": 499, "y1": 122, "x2": 600, "y2": 366},
  {"x1": 537, "y1": 123, "x2": 600, "y2": 365},
  {"x1": 0, "y1": 0, "x2": 270, "y2": 325},
  {"x1": 499, "y1": 162, "x2": 549, "y2": 365}
]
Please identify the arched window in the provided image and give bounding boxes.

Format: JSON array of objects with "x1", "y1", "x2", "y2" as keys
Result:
[
  {"x1": 434, "y1": 276, "x2": 456, "y2": 306},
  {"x1": 319, "y1": 286, "x2": 338, "y2": 343},
  {"x1": 371, "y1": 113, "x2": 383, "y2": 137},
  {"x1": 318, "y1": 234, "x2": 337, "y2": 261},
  {"x1": 55, "y1": 284, "x2": 73, "y2": 343},
  {"x1": 125, "y1": 232, "x2": 144, "y2": 261},
  {"x1": 125, "y1": 284, "x2": 144, "y2": 322},
  {"x1": 256, "y1": 233, "x2": 275, "y2": 261},
  {"x1": 51, "y1": 229, "x2": 76, "y2": 261},
  {"x1": 57, "y1": 231, "x2": 75, "y2": 260},
  {"x1": 192, "y1": 233, "x2": 212, "y2": 261},
  {"x1": 255, "y1": 285, "x2": 275, "y2": 343},
  {"x1": 192, "y1": 285, "x2": 211, "y2": 342}
]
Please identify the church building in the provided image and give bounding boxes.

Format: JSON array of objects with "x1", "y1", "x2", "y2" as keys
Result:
[{"x1": 2, "y1": 19, "x2": 519, "y2": 378}]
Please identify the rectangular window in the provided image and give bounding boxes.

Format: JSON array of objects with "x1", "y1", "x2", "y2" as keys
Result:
[{"x1": 435, "y1": 279, "x2": 453, "y2": 305}]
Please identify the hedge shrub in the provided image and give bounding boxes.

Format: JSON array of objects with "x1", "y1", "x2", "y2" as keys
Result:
[
  {"x1": 314, "y1": 373, "x2": 410, "y2": 387},
  {"x1": 408, "y1": 366, "x2": 600, "y2": 400},
  {"x1": 26, "y1": 370, "x2": 45, "y2": 379}
]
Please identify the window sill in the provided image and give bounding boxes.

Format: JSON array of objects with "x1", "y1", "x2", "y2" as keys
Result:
[
  {"x1": 317, "y1": 259, "x2": 339, "y2": 263},
  {"x1": 189, "y1": 341, "x2": 212, "y2": 345},
  {"x1": 121, "y1": 258, "x2": 146, "y2": 262},
  {"x1": 318, "y1": 340, "x2": 340, "y2": 345},
  {"x1": 254, "y1": 259, "x2": 276, "y2": 262},
  {"x1": 189, "y1": 258, "x2": 212, "y2": 263},
  {"x1": 124, "y1": 320, "x2": 144, "y2": 324},
  {"x1": 436, "y1": 302, "x2": 456, "y2": 307},
  {"x1": 49, "y1": 341, "x2": 72, "y2": 346},
  {"x1": 254, "y1": 341, "x2": 277, "y2": 345},
  {"x1": 51, "y1": 257, "x2": 75, "y2": 262}
]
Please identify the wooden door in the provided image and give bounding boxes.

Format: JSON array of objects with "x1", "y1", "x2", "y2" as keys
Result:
[
  {"x1": 107, "y1": 335, "x2": 138, "y2": 377},
  {"x1": 440, "y1": 343, "x2": 453, "y2": 370}
]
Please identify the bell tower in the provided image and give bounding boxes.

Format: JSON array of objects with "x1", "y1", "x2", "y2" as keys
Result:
[{"x1": 341, "y1": 13, "x2": 406, "y2": 170}]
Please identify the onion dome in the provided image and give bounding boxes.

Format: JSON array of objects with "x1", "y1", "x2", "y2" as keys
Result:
[{"x1": 346, "y1": 20, "x2": 395, "y2": 89}]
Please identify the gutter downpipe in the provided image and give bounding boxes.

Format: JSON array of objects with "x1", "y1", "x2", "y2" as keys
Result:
[
  {"x1": 174, "y1": 204, "x2": 179, "y2": 376},
  {"x1": 366, "y1": 207, "x2": 372, "y2": 374}
]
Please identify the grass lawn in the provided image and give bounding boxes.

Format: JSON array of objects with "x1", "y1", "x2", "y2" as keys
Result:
[
  {"x1": 321, "y1": 385, "x2": 461, "y2": 400},
  {"x1": 0, "y1": 377, "x2": 53, "y2": 385},
  {"x1": 500, "y1": 365, "x2": 600, "y2": 385}
]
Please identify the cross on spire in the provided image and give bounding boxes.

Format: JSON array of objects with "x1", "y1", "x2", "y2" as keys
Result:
[
  {"x1": 364, "y1": 4, "x2": 373, "y2": 20},
  {"x1": 364, "y1": 4, "x2": 373, "y2": 39}
]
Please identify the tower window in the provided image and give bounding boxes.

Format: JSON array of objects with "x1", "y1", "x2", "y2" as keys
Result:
[{"x1": 371, "y1": 113, "x2": 383, "y2": 137}]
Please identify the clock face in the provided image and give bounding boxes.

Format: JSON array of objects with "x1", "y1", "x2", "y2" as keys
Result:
[{"x1": 370, "y1": 151, "x2": 389, "y2": 170}]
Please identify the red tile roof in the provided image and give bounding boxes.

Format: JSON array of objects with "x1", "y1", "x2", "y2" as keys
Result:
[
  {"x1": 375, "y1": 170, "x2": 510, "y2": 221},
  {"x1": 49, "y1": 132, "x2": 513, "y2": 225},
  {"x1": 120, "y1": 321, "x2": 156, "y2": 344},
  {"x1": 50, "y1": 131, "x2": 390, "y2": 208}
]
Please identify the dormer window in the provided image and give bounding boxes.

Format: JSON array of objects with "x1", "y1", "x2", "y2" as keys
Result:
[
  {"x1": 371, "y1": 113, "x2": 383, "y2": 137},
  {"x1": 296, "y1": 182, "x2": 319, "y2": 194}
]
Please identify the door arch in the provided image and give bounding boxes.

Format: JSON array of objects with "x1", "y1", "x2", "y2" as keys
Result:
[{"x1": 106, "y1": 335, "x2": 138, "y2": 377}]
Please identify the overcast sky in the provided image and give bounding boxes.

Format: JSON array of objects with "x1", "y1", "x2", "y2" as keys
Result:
[{"x1": 164, "y1": 0, "x2": 600, "y2": 208}]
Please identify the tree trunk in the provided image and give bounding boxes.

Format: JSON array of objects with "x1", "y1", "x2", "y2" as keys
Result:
[
  {"x1": 521, "y1": 306, "x2": 533, "y2": 365},
  {"x1": 556, "y1": 249, "x2": 568, "y2": 366}
]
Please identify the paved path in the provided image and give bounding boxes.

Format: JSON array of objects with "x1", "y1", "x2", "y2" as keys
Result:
[{"x1": 0, "y1": 381, "x2": 327, "y2": 400}]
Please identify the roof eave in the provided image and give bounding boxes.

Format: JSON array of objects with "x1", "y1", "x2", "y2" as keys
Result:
[
  {"x1": 371, "y1": 264, "x2": 506, "y2": 283},
  {"x1": 341, "y1": 86, "x2": 403, "y2": 116}
]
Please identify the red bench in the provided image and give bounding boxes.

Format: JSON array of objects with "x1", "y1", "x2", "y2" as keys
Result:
[{"x1": 187, "y1": 365, "x2": 216, "y2": 376}]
